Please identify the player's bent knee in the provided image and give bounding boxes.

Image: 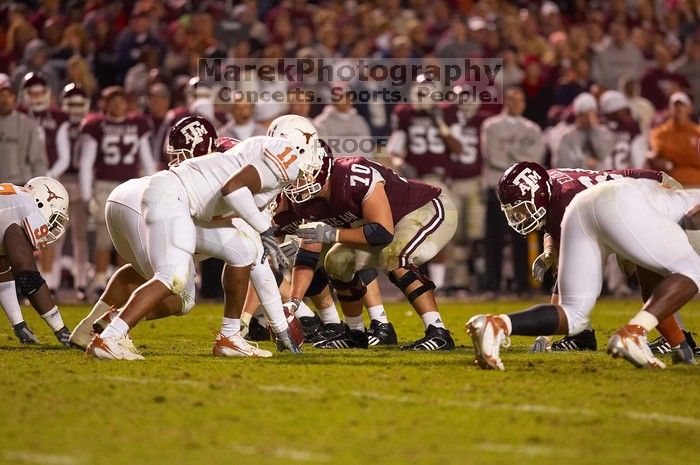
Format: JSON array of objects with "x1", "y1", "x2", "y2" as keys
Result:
[
  {"x1": 328, "y1": 268, "x2": 378, "y2": 302},
  {"x1": 15, "y1": 270, "x2": 46, "y2": 297},
  {"x1": 388, "y1": 265, "x2": 435, "y2": 304}
]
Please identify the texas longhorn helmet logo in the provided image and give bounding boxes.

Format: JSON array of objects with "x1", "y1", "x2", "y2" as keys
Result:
[
  {"x1": 296, "y1": 128, "x2": 316, "y2": 144},
  {"x1": 45, "y1": 185, "x2": 64, "y2": 201},
  {"x1": 181, "y1": 120, "x2": 207, "y2": 147}
]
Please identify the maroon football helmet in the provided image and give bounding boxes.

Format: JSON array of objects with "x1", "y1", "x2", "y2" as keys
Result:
[
  {"x1": 167, "y1": 115, "x2": 218, "y2": 166},
  {"x1": 61, "y1": 83, "x2": 90, "y2": 124},
  {"x1": 497, "y1": 161, "x2": 551, "y2": 235},
  {"x1": 22, "y1": 72, "x2": 50, "y2": 112}
]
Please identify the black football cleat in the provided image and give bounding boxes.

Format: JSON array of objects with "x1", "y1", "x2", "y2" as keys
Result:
[
  {"x1": 313, "y1": 325, "x2": 368, "y2": 349},
  {"x1": 550, "y1": 329, "x2": 597, "y2": 351},
  {"x1": 299, "y1": 315, "x2": 323, "y2": 343},
  {"x1": 54, "y1": 326, "x2": 72, "y2": 347},
  {"x1": 245, "y1": 317, "x2": 271, "y2": 341},
  {"x1": 400, "y1": 325, "x2": 455, "y2": 351},
  {"x1": 13, "y1": 322, "x2": 40, "y2": 344},
  {"x1": 313, "y1": 322, "x2": 346, "y2": 343},
  {"x1": 648, "y1": 336, "x2": 672, "y2": 355},
  {"x1": 367, "y1": 320, "x2": 398, "y2": 346}
]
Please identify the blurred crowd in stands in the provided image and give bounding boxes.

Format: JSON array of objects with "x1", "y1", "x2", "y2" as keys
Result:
[{"x1": 0, "y1": 0, "x2": 699, "y2": 300}]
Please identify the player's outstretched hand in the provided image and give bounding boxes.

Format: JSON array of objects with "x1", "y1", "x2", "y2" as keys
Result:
[
  {"x1": 296, "y1": 222, "x2": 338, "y2": 244},
  {"x1": 532, "y1": 251, "x2": 555, "y2": 283},
  {"x1": 260, "y1": 227, "x2": 289, "y2": 269},
  {"x1": 279, "y1": 239, "x2": 300, "y2": 264}
]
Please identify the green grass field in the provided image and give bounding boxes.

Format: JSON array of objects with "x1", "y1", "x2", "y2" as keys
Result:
[{"x1": 1, "y1": 299, "x2": 699, "y2": 465}]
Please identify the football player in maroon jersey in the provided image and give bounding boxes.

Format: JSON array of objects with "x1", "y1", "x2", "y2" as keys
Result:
[
  {"x1": 599, "y1": 90, "x2": 646, "y2": 170},
  {"x1": 282, "y1": 125, "x2": 459, "y2": 350},
  {"x1": 79, "y1": 86, "x2": 156, "y2": 296},
  {"x1": 388, "y1": 77, "x2": 464, "y2": 293},
  {"x1": 445, "y1": 86, "x2": 489, "y2": 291},
  {"x1": 466, "y1": 161, "x2": 697, "y2": 369},
  {"x1": 19, "y1": 72, "x2": 72, "y2": 293},
  {"x1": 57, "y1": 83, "x2": 91, "y2": 298}
]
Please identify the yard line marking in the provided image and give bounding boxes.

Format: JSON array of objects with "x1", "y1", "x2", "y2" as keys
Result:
[
  {"x1": 258, "y1": 384, "x2": 323, "y2": 395},
  {"x1": 78, "y1": 375, "x2": 206, "y2": 387},
  {"x1": 349, "y1": 391, "x2": 700, "y2": 427},
  {"x1": 3, "y1": 451, "x2": 82, "y2": 465},
  {"x1": 229, "y1": 444, "x2": 331, "y2": 462},
  {"x1": 475, "y1": 443, "x2": 577, "y2": 457},
  {"x1": 626, "y1": 411, "x2": 700, "y2": 427}
]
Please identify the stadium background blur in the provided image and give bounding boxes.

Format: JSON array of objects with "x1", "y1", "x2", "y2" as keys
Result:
[{"x1": 0, "y1": 0, "x2": 699, "y2": 302}]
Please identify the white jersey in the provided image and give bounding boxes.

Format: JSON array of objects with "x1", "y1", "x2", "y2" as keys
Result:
[
  {"x1": 169, "y1": 136, "x2": 300, "y2": 221},
  {"x1": 0, "y1": 183, "x2": 50, "y2": 254}
]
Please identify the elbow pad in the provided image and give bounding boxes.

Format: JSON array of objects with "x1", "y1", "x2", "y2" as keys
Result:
[{"x1": 362, "y1": 223, "x2": 393, "y2": 247}]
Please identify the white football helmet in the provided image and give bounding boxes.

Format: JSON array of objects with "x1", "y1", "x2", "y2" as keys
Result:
[
  {"x1": 267, "y1": 115, "x2": 324, "y2": 203},
  {"x1": 23, "y1": 177, "x2": 70, "y2": 245}
]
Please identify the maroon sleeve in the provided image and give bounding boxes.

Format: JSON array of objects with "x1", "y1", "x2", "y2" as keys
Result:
[
  {"x1": 80, "y1": 113, "x2": 103, "y2": 140},
  {"x1": 333, "y1": 157, "x2": 374, "y2": 206},
  {"x1": 612, "y1": 168, "x2": 662, "y2": 182}
]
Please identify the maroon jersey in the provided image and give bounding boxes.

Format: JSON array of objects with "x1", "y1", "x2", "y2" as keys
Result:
[
  {"x1": 19, "y1": 106, "x2": 69, "y2": 167},
  {"x1": 80, "y1": 112, "x2": 152, "y2": 181},
  {"x1": 603, "y1": 114, "x2": 642, "y2": 169},
  {"x1": 65, "y1": 120, "x2": 82, "y2": 176},
  {"x1": 546, "y1": 168, "x2": 662, "y2": 247},
  {"x1": 447, "y1": 108, "x2": 489, "y2": 180},
  {"x1": 390, "y1": 103, "x2": 459, "y2": 177},
  {"x1": 274, "y1": 157, "x2": 441, "y2": 234}
]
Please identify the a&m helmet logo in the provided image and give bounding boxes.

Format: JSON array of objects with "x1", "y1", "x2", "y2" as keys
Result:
[
  {"x1": 181, "y1": 120, "x2": 207, "y2": 147},
  {"x1": 513, "y1": 168, "x2": 542, "y2": 196}
]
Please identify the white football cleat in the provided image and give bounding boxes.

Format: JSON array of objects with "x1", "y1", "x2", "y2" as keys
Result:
[
  {"x1": 212, "y1": 333, "x2": 273, "y2": 358},
  {"x1": 607, "y1": 325, "x2": 666, "y2": 369},
  {"x1": 466, "y1": 314, "x2": 510, "y2": 371},
  {"x1": 86, "y1": 334, "x2": 144, "y2": 361}
]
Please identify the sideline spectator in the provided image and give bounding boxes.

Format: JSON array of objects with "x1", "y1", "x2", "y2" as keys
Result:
[{"x1": 648, "y1": 92, "x2": 700, "y2": 187}]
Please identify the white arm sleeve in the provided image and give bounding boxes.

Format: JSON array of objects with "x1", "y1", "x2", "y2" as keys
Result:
[
  {"x1": 222, "y1": 187, "x2": 270, "y2": 233},
  {"x1": 139, "y1": 134, "x2": 157, "y2": 175},
  {"x1": 48, "y1": 121, "x2": 71, "y2": 178},
  {"x1": 79, "y1": 136, "x2": 97, "y2": 201},
  {"x1": 387, "y1": 129, "x2": 407, "y2": 158}
]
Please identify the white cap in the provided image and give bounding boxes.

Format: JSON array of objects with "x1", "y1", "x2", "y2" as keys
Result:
[
  {"x1": 599, "y1": 90, "x2": 629, "y2": 114},
  {"x1": 468, "y1": 17, "x2": 487, "y2": 31},
  {"x1": 572, "y1": 92, "x2": 597, "y2": 115},
  {"x1": 541, "y1": 1, "x2": 560, "y2": 16},
  {"x1": 670, "y1": 91, "x2": 691, "y2": 106}
]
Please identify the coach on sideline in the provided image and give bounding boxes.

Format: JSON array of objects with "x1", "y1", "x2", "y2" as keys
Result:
[{"x1": 0, "y1": 76, "x2": 48, "y2": 185}]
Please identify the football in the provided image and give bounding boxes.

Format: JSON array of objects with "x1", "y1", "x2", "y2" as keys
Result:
[{"x1": 285, "y1": 306, "x2": 305, "y2": 347}]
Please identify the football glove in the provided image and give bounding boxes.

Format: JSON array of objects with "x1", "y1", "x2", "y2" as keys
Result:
[
  {"x1": 532, "y1": 251, "x2": 555, "y2": 283},
  {"x1": 276, "y1": 329, "x2": 303, "y2": 354},
  {"x1": 260, "y1": 227, "x2": 289, "y2": 269},
  {"x1": 529, "y1": 336, "x2": 551, "y2": 352},
  {"x1": 279, "y1": 239, "x2": 300, "y2": 264},
  {"x1": 296, "y1": 222, "x2": 338, "y2": 244}
]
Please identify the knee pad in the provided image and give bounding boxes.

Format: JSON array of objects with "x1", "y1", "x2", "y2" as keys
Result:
[
  {"x1": 388, "y1": 265, "x2": 435, "y2": 303},
  {"x1": 306, "y1": 268, "x2": 329, "y2": 297},
  {"x1": 154, "y1": 259, "x2": 195, "y2": 296},
  {"x1": 328, "y1": 268, "x2": 378, "y2": 302},
  {"x1": 15, "y1": 270, "x2": 46, "y2": 297}
]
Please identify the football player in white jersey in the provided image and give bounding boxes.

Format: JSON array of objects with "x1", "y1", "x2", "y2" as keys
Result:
[
  {"x1": 86, "y1": 115, "x2": 319, "y2": 360},
  {"x1": 0, "y1": 177, "x2": 72, "y2": 345},
  {"x1": 467, "y1": 177, "x2": 700, "y2": 370}
]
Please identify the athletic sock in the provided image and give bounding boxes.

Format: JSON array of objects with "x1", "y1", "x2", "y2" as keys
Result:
[
  {"x1": 507, "y1": 304, "x2": 560, "y2": 336},
  {"x1": 367, "y1": 305, "x2": 388, "y2": 324},
  {"x1": 319, "y1": 304, "x2": 341, "y2": 324},
  {"x1": 40, "y1": 306, "x2": 65, "y2": 331},
  {"x1": 221, "y1": 317, "x2": 241, "y2": 337},
  {"x1": 657, "y1": 314, "x2": 686, "y2": 346},
  {"x1": 421, "y1": 311, "x2": 445, "y2": 329},
  {"x1": 629, "y1": 310, "x2": 658, "y2": 332},
  {"x1": 427, "y1": 263, "x2": 446, "y2": 289},
  {"x1": 100, "y1": 316, "x2": 129, "y2": 339},
  {"x1": 295, "y1": 300, "x2": 316, "y2": 318},
  {"x1": 94, "y1": 272, "x2": 106, "y2": 288},
  {"x1": 0, "y1": 281, "x2": 24, "y2": 326},
  {"x1": 78, "y1": 300, "x2": 111, "y2": 329},
  {"x1": 344, "y1": 314, "x2": 365, "y2": 331}
]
